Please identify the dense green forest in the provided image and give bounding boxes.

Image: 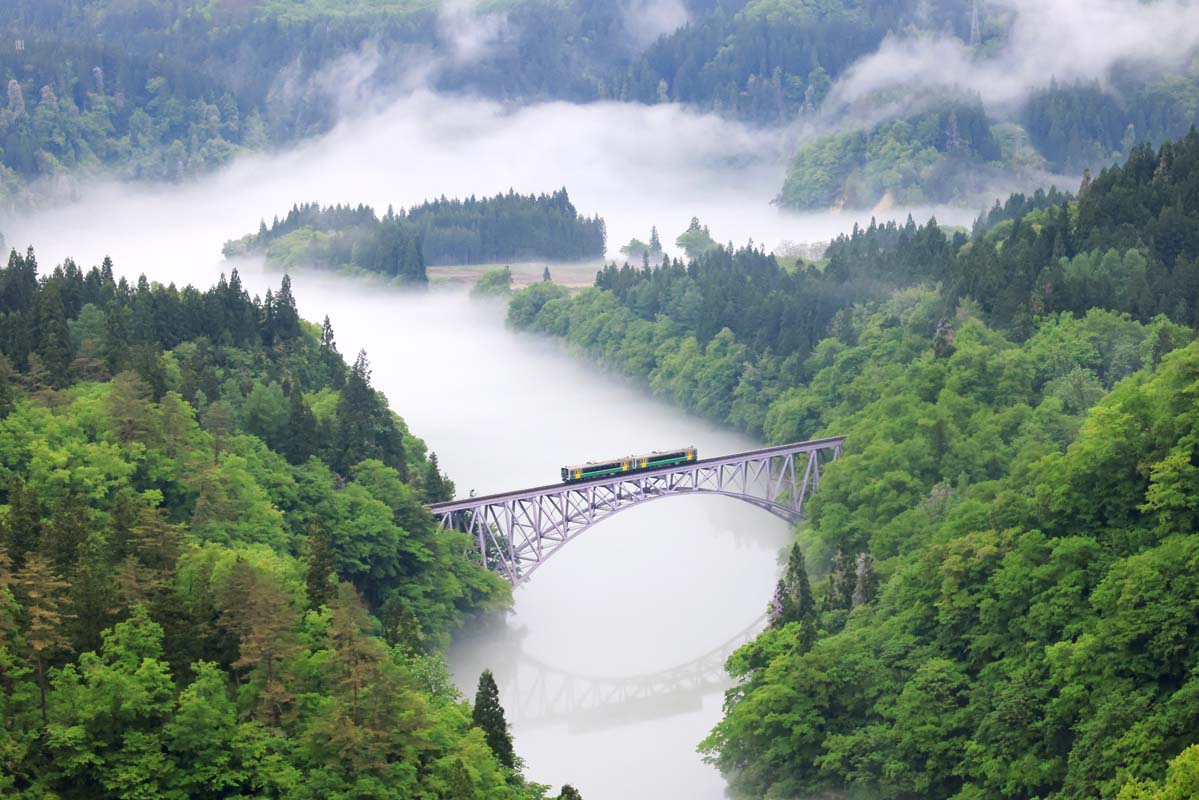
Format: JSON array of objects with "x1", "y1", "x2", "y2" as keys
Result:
[
  {"x1": 224, "y1": 204, "x2": 428, "y2": 284},
  {"x1": 400, "y1": 190, "x2": 605, "y2": 265},
  {"x1": 508, "y1": 133, "x2": 1199, "y2": 797},
  {"x1": 224, "y1": 190, "x2": 604, "y2": 277},
  {"x1": 0, "y1": 1, "x2": 1196, "y2": 209},
  {"x1": 0, "y1": 252, "x2": 578, "y2": 798}
]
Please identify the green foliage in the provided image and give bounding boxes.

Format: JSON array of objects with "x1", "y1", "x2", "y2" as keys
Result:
[
  {"x1": 473, "y1": 266, "x2": 514, "y2": 298},
  {"x1": 224, "y1": 203, "x2": 426, "y2": 285},
  {"x1": 403, "y1": 189, "x2": 605, "y2": 265},
  {"x1": 473, "y1": 668, "x2": 516, "y2": 771},
  {"x1": 780, "y1": 101, "x2": 1003, "y2": 209},
  {"x1": 0, "y1": 252, "x2": 543, "y2": 798},
  {"x1": 226, "y1": 191, "x2": 604, "y2": 282},
  {"x1": 509, "y1": 134, "x2": 1199, "y2": 799},
  {"x1": 1118, "y1": 746, "x2": 1199, "y2": 800},
  {"x1": 1024, "y1": 77, "x2": 1199, "y2": 172},
  {"x1": 675, "y1": 217, "x2": 719, "y2": 260}
]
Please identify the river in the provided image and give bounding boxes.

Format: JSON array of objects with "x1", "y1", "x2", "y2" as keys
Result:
[{"x1": 1, "y1": 91, "x2": 977, "y2": 798}]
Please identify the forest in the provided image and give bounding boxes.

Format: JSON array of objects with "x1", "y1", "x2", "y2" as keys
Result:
[
  {"x1": 399, "y1": 190, "x2": 606, "y2": 265},
  {"x1": 0, "y1": 252, "x2": 581, "y2": 798},
  {"x1": 223, "y1": 190, "x2": 604, "y2": 279},
  {"x1": 0, "y1": 1, "x2": 1196, "y2": 209},
  {"x1": 507, "y1": 132, "x2": 1199, "y2": 798},
  {"x1": 223, "y1": 204, "x2": 427, "y2": 284}
]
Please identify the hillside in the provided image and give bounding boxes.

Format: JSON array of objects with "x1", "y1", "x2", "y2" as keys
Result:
[
  {"x1": 507, "y1": 132, "x2": 1199, "y2": 797},
  {"x1": 1, "y1": 2, "x2": 1195, "y2": 209},
  {"x1": 0, "y1": 253, "x2": 569, "y2": 798}
]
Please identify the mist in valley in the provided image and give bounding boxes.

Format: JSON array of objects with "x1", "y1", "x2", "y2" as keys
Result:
[
  {"x1": 0, "y1": 10, "x2": 1174, "y2": 786},
  {"x1": 0, "y1": 89, "x2": 978, "y2": 799}
]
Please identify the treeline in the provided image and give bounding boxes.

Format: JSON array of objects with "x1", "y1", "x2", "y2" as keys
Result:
[
  {"x1": 401, "y1": 189, "x2": 606, "y2": 265},
  {"x1": 507, "y1": 133, "x2": 1199, "y2": 797},
  {"x1": 536, "y1": 129, "x2": 1199, "y2": 413},
  {"x1": 0, "y1": 249, "x2": 570, "y2": 798},
  {"x1": 620, "y1": 0, "x2": 922, "y2": 119},
  {"x1": 225, "y1": 190, "x2": 605, "y2": 278},
  {"x1": 1024, "y1": 75, "x2": 1199, "y2": 173},
  {"x1": 224, "y1": 203, "x2": 427, "y2": 284}
]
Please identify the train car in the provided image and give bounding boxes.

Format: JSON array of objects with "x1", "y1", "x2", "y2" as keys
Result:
[{"x1": 561, "y1": 447, "x2": 697, "y2": 483}]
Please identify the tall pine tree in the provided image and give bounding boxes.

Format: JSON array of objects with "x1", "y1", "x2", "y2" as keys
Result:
[{"x1": 472, "y1": 668, "x2": 515, "y2": 770}]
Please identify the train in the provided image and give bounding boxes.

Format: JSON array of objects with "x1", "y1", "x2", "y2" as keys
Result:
[{"x1": 561, "y1": 447, "x2": 698, "y2": 483}]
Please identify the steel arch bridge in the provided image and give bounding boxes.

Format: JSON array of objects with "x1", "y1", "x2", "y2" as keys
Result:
[{"x1": 430, "y1": 436, "x2": 844, "y2": 584}]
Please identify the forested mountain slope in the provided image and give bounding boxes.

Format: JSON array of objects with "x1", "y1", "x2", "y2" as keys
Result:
[
  {"x1": 508, "y1": 133, "x2": 1199, "y2": 798},
  {"x1": 1, "y1": 1, "x2": 1195, "y2": 210},
  {"x1": 0, "y1": 252, "x2": 562, "y2": 798}
]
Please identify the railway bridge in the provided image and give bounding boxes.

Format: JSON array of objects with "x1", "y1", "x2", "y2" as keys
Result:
[{"x1": 430, "y1": 436, "x2": 844, "y2": 584}]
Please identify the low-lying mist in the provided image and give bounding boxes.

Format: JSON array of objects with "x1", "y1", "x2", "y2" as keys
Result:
[
  {"x1": 2, "y1": 90, "x2": 979, "y2": 278},
  {"x1": 827, "y1": 0, "x2": 1199, "y2": 116}
]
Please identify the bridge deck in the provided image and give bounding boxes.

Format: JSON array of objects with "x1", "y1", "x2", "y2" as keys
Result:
[{"x1": 428, "y1": 436, "x2": 846, "y2": 513}]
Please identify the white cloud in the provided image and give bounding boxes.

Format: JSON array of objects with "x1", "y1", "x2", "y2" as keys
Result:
[
  {"x1": 828, "y1": 0, "x2": 1199, "y2": 112},
  {"x1": 620, "y1": 0, "x2": 690, "y2": 50},
  {"x1": 437, "y1": 0, "x2": 512, "y2": 65}
]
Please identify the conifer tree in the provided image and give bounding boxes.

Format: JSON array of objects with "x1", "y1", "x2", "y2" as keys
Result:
[
  {"x1": 0, "y1": 546, "x2": 17, "y2": 651},
  {"x1": 272, "y1": 275, "x2": 301, "y2": 341},
  {"x1": 447, "y1": 758, "x2": 475, "y2": 799},
  {"x1": 283, "y1": 385, "x2": 319, "y2": 464},
  {"x1": 320, "y1": 315, "x2": 345, "y2": 388},
  {"x1": 67, "y1": 531, "x2": 117, "y2": 654},
  {"x1": 329, "y1": 583, "x2": 385, "y2": 726},
  {"x1": 472, "y1": 668, "x2": 515, "y2": 769},
  {"x1": 0, "y1": 353, "x2": 16, "y2": 417},
  {"x1": 221, "y1": 562, "x2": 300, "y2": 726},
  {"x1": 34, "y1": 281, "x2": 71, "y2": 386},
  {"x1": 41, "y1": 494, "x2": 87, "y2": 578},
  {"x1": 380, "y1": 592, "x2": 424, "y2": 655},
  {"x1": 559, "y1": 785, "x2": 584, "y2": 800},
  {"x1": 852, "y1": 551, "x2": 878, "y2": 607},
  {"x1": 305, "y1": 519, "x2": 336, "y2": 610},
  {"x1": 16, "y1": 554, "x2": 72, "y2": 724},
  {"x1": 335, "y1": 350, "x2": 379, "y2": 471},
  {"x1": 2, "y1": 478, "x2": 41, "y2": 568},
  {"x1": 825, "y1": 546, "x2": 856, "y2": 610},
  {"x1": 424, "y1": 452, "x2": 452, "y2": 503},
  {"x1": 780, "y1": 543, "x2": 815, "y2": 625}
]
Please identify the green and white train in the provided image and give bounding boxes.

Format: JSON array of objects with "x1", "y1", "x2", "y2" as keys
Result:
[{"x1": 560, "y1": 447, "x2": 698, "y2": 483}]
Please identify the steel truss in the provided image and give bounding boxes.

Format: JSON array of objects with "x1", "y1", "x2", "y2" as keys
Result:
[{"x1": 430, "y1": 436, "x2": 844, "y2": 584}]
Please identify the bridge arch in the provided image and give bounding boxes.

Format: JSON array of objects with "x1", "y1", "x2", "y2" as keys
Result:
[{"x1": 431, "y1": 437, "x2": 844, "y2": 584}]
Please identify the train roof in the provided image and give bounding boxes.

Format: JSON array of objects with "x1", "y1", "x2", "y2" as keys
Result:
[{"x1": 562, "y1": 446, "x2": 695, "y2": 468}]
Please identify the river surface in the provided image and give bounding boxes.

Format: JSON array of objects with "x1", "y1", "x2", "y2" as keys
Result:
[{"x1": 0, "y1": 90, "x2": 982, "y2": 798}]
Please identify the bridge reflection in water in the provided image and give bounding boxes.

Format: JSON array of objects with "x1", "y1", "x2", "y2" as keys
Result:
[{"x1": 471, "y1": 616, "x2": 768, "y2": 734}]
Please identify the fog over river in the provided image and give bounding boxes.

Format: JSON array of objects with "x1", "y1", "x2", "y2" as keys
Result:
[{"x1": 2, "y1": 92, "x2": 980, "y2": 798}]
